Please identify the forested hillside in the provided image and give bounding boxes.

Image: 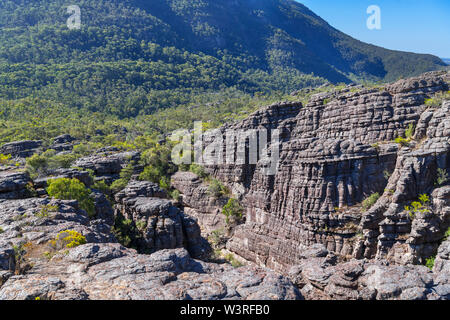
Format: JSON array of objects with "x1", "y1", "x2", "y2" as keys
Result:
[{"x1": 0, "y1": 0, "x2": 446, "y2": 141}]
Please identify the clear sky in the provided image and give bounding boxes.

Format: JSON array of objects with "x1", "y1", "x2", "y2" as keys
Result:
[{"x1": 298, "y1": 0, "x2": 450, "y2": 58}]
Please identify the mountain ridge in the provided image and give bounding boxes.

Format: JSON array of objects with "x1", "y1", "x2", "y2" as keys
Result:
[{"x1": 0, "y1": 0, "x2": 446, "y2": 118}]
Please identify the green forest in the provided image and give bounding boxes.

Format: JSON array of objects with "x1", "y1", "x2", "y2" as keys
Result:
[{"x1": 0, "y1": 0, "x2": 446, "y2": 144}]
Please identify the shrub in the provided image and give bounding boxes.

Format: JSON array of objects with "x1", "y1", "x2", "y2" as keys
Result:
[
  {"x1": 395, "y1": 137, "x2": 410, "y2": 147},
  {"x1": 208, "y1": 179, "x2": 228, "y2": 198},
  {"x1": 436, "y1": 168, "x2": 448, "y2": 186},
  {"x1": 110, "y1": 178, "x2": 128, "y2": 193},
  {"x1": 224, "y1": 253, "x2": 244, "y2": 268},
  {"x1": 405, "y1": 123, "x2": 415, "y2": 140},
  {"x1": 48, "y1": 153, "x2": 78, "y2": 169},
  {"x1": 444, "y1": 227, "x2": 450, "y2": 241},
  {"x1": 0, "y1": 153, "x2": 12, "y2": 166},
  {"x1": 47, "y1": 178, "x2": 95, "y2": 217},
  {"x1": 119, "y1": 162, "x2": 135, "y2": 181},
  {"x1": 189, "y1": 164, "x2": 208, "y2": 179},
  {"x1": 112, "y1": 214, "x2": 140, "y2": 249},
  {"x1": 404, "y1": 194, "x2": 431, "y2": 220},
  {"x1": 0, "y1": 227, "x2": 4, "y2": 234},
  {"x1": 26, "y1": 153, "x2": 49, "y2": 178},
  {"x1": 50, "y1": 230, "x2": 86, "y2": 249},
  {"x1": 92, "y1": 180, "x2": 111, "y2": 195},
  {"x1": 159, "y1": 176, "x2": 171, "y2": 191},
  {"x1": 425, "y1": 256, "x2": 435, "y2": 271},
  {"x1": 209, "y1": 228, "x2": 225, "y2": 247},
  {"x1": 135, "y1": 220, "x2": 147, "y2": 232},
  {"x1": 73, "y1": 142, "x2": 102, "y2": 156},
  {"x1": 139, "y1": 166, "x2": 162, "y2": 184},
  {"x1": 222, "y1": 198, "x2": 243, "y2": 224},
  {"x1": 111, "y1": 163, "x2": 135, "y2": 193},
  {"x1": 170, "y1": 189, "x2": 181, "y2": 201},
  {"x1": 35, "y1": 204, "x2": 59, "y2": 219},
  {"x1": 362, "y1": 193, "x2": 380, "y2": 211}
]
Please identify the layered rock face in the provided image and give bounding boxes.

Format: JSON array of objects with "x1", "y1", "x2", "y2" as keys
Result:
[
  {"x1": 0, "y1": 140, "x2": 42, "y2": 159},
  {"x1": 287, "y1": 242, "x2": 449, "y2": 300},
  {"x1": 0, "y1": 142, "x2": 299, "y2": 301},
  {"x1": 0, "y1": 245, "x2": 301, "y2": 300},
  {"x1": 0, "y1": 182, "x2": 299, "y2": 300},
  {"x1": 114, "y1": 181, "x2": 208, "y2": 258},
  {"x1": 0, "y1": 171, "x2": 32, "y2": 200},
  {"x1": 171, "y1": 172, "x2": 228, "y2": 236},
  {"x1": 74, "y1": 151, "x2": 140, "y2": 184},
  {"x1": 187, "y1": 71, "x2": 450, "y2": 278}
]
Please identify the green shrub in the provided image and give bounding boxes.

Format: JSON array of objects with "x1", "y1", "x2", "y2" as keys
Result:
[
  {"x1": 383, "y1": 170, "x2": 392, "y2": 180},
  {"x1": 425, "y1": 256, "x2": 435, "y2": 271},
  {"x1": 395, "y1": 137, "x2": 410, "y2": 147},
  {"x1": 112, "y1": 214, "x2": 140, "y2": 249},
  {"x1": 189, "y1": 164, "x2": 208, "y2": 179},
  {"x1": 111, "y1": 163, "x2": 135, "y2": 193},
  {"x1": 73, "y1": 142, "x2": 102, "y2": 156},
  {"x1": 405, "y1": 123, "x2": 415, "y2": 140},
  {"x1": 170, "y1": 189, "x2": 181, "y2": 201},
  {"x1": 26, "y1": 153, "x2": 49, "y2": 178},
  {"x1": 444, "y1": 227, "x2": 450, "y2": 241},
  {"x1": 209, "y1": 228, "x2": 225, "y2": 247},
  {"x1": 139, "y1": 165, "x2": 162, "y2": 184},
  {"x1": 222, "y1": 198, "x2": 243, "y2": 224},
  {"x1": 224, "y1": 253, "x2": 244, "y2": 268},
  {"x1": 35, "y1": 204, "x2": 59, "y2": 219},
  {"x1": 92, "y1": 180, "x2": 111, "y2": 195},
  {"x1": 159, "y1": 176, "x2": 170, "y2": 191},
  {"x1": 362, "y1": 193, "x2": 380, "y2": 211},
  {"x1": 0, "y1": 227, "x2": 4, "y2": 234},
  {"x1": 135, "y1": 220, "x2": 147, "y2": 232},
  {"x1": 208, "y1": 179, "x2": 228, "y2": 198},
  {"x1": 404, "y1": 194, "x2": 431, "y2": 220},
  {"x1": 47, "y1": 178, "x2": 95, "y2": 217},
  {"x1": 0, "y1": 154, "x2": 12, "y2": 166},
  {"x1": 110, "y1": 178, "x2": 128, "y2": 193},
  {"x1": 436, "y1": 168, "x2": 448, "y2": 186}
]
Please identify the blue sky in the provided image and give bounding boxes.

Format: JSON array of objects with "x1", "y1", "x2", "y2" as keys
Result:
[{"x1": 298, "y1": 0, "x2": 450, "y2": 58}]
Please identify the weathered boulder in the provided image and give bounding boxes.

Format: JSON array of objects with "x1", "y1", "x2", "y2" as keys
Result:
[
  {"x1": 0, "y1": 246, "x2": 301, "y2": 300},
  {"x1": 114, "y1": 181, "x2": 208, "y2": 258},
  {"x1": 0, "y1": 198, "x2": 114, "y2": 246},
  {"x1": 0, "y1": 140, "x2": 42, "y2": 158},
  {"x1": 0, "y1": 171, "x2": 32, "y2": 200}
]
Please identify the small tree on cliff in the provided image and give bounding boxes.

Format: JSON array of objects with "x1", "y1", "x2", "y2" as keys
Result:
[{"x1": 222, "y1": 198, "x2": 243, "y2": 225}]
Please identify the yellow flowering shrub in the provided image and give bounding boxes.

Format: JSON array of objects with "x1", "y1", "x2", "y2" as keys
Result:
[{"x1": 50, "y1": 230, "x2": 87, "y2": 249}]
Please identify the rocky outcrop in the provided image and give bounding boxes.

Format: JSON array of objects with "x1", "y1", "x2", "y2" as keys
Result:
[
  {"x1": 114, "y1": 181, "x2": 208, "y2": 258},
  {"x1": 0, "y1": 198, "x2": 114, "y2": 247},
  {"x1": 0, "y1": 140, "x2": 42, "y2": 158},
  {"x1": 34, "y1": 168, "x2": 93, "y2": 190},
  {"x1": 0, "y1": 245, "x2": 301, "y2": 300},
  {"x1": 171, "y1": 172, "x2": 228, "y2": 235},
  {"x1": 49, "y1": 134, "x2": 76, "y2": 153},
  {"x1": 178, "y1": 71, "x2": 450, "y2": 273},
  {"x1": 0, "y1": 171, "x2": 32, "y2": 200},
  {"x1": 287, "y1": 244, "x2": 449, "y2": 300},
  {"x1": 74, "y1": 151, "x2": 140, "y2": 184},
  {"x1": 0, "y1": 194, "x2": 300, "y2": 300}
]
